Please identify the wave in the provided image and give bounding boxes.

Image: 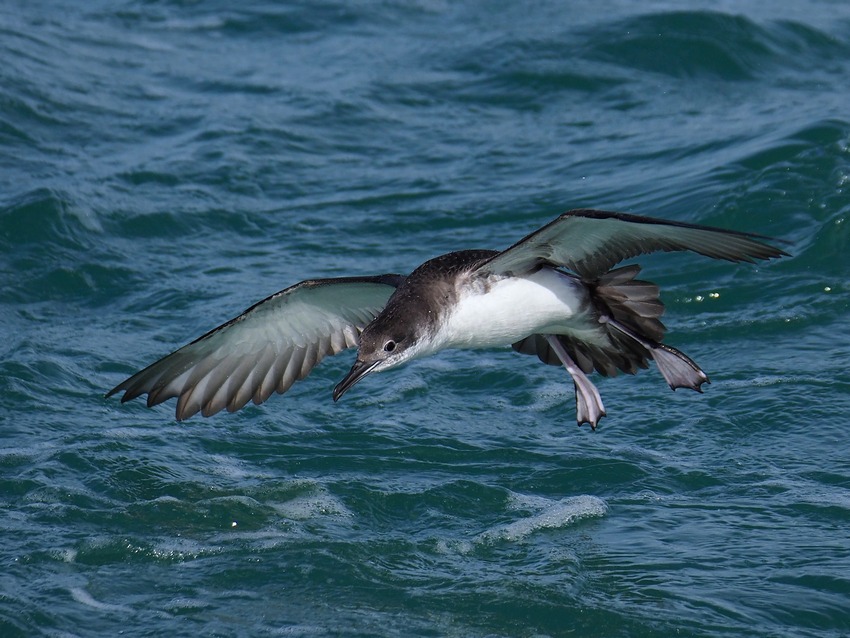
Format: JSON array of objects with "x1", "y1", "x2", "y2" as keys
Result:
[
  {"x1": 585, "y1": 11, "x2": 848, "y2": 80},
  {"x1": 475, "y1": 493, "x2": 608, "y2": 544}
]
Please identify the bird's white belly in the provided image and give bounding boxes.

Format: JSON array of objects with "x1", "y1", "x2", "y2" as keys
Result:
[{"x1": 437, "y1": 268, "x2": 591, "y2": 350}]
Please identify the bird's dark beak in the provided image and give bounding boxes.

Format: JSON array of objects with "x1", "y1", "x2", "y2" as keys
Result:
[{"x1": 333, "y1": 359, "x2": 380, "y2": 402}]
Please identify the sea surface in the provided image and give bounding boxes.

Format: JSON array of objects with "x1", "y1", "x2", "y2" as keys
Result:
[{"x1": 2, "y1": 1, "x2": 849, "y2": 636}]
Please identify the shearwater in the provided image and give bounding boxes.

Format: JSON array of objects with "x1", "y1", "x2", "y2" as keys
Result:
[{"x1": 107, "y1": 209, "x2": 786, "y2": 428}]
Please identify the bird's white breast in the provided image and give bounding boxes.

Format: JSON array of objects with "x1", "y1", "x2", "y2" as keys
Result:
[{"x1": 435, "y1": 268, "x2": 591, "y2": 350}]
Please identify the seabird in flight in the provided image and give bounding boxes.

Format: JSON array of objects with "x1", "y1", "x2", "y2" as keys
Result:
[{"x1": 107, "y1": 209, "x2": 787, "y2": 428}]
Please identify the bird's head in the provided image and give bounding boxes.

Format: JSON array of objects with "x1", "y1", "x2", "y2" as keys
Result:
[{"x1": 332, "y1": 312, "x2": 428, "y2": 402}]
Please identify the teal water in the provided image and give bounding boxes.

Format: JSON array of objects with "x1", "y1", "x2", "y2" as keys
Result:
[{"x1": 2, "y1": 1, "x2": 849, "y2": 636}]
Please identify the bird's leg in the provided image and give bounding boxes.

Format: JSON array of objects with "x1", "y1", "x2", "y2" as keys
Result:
[{"x1": 544, "y1": 334, "x2": 606, "y2": 429}]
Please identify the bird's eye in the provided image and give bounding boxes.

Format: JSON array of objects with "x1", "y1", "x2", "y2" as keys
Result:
[{"x1": 383, "y1": 340, "x2": 396, "y2": 353}]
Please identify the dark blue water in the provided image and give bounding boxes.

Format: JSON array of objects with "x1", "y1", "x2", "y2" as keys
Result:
[{"x1": 2, "y1": 2, "x2": 849, "y2": 636}]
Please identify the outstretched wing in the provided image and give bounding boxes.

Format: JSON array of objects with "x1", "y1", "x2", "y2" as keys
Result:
[
  {"x1": 107, "y1": 274, "x2": 405, "y2": 420},
  {"x1": 477, "y1": 209, "x2": 788, "y2": 279}
]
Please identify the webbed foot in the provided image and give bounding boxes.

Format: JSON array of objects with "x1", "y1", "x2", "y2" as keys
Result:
[{"x1": 544, "y1": 335, "x2": 606, "y2": 429}]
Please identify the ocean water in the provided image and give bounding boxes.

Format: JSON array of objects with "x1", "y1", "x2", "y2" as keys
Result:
[{"x1": 2, "y1": 1, "x2": 849, "y2": 636}]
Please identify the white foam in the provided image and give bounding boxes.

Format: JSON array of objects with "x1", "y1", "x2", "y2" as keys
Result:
[
  {"x1": 69, "y1": 586, "x2": 131, "y2": 613},
  {"x1": 272, "y1": 486, "x2": 353, "y2": 521},
  {"x1": 205, "y1": 454, "x2": 274, "y2": 480},
  {"x1": 164, "y1": 597, "x2": 211, "y2": 613},
  {"x1": 149, "y1": 537, "x2": 221, "y2": 562},
  {"x1": 477, "y1": 494, "x2": 607, "y2": 544},
  {"x1": 504, "y1": 491, "x2": 557, "y2": 511},
  {"x1": 57, "y1": 548, "x2": 77, "y2": 563}
]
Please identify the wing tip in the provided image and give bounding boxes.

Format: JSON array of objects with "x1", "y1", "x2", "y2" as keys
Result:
[{"x1": 561, "y1": 208, "x2": 791, "y2": 263}]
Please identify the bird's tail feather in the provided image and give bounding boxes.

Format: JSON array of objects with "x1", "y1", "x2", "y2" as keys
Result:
[{"x1": 512, "y1": 265, "x2": 709, "y2": 390}]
